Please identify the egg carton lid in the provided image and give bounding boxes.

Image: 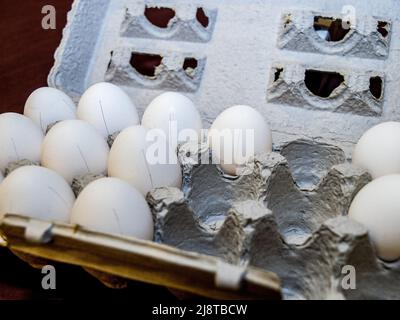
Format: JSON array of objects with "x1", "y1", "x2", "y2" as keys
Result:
[
  {"x1": 0, "y1": 214, "x2": 281, "y2": 300},
  {"x1": 48, "y1": 0, "x2": 400, "y2": 151}
]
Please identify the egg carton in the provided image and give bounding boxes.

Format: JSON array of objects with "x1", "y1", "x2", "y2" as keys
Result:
[
  {"x1": 49, "y1": 0, "x2": 400, "y2": 153},
  {"x1": 1, "y1": 139, "x2": 399, "y2": 299},
  {"x1": 39, "y1": 0, "x2": 400, "y2": 299},
  {"x1": 146, "y1": 139, "x2": 400, "y2": 300}
]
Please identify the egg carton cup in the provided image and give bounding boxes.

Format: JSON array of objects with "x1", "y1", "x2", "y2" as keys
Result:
[
  {"x1": 147, "y1": 139, "x2": 400, "y2": 300},
  {"x1": 3, "y1": 160, "x2": 39, "y2": 178},
  {"x1": 49, "y1": 0, "x2": 400, "y2": 152},
  {"x1": 0, "y1": 214, "x2": 281, "y2": 300}
]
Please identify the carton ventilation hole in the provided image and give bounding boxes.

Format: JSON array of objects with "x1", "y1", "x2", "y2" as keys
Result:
[
  {"x1": 183, "y1": 58, "x2": 198, "y2": 78},
  {"x1": 274, "y1": 68, "x2": 284, "y2": 82},
  {"x1": 130, "y1": 53, "x2": 163, "y2": 77},
  {"x1": 370, "y1": 76, "x2": 383, "y2": 99},
  {"x1": 144, "y1": 6, "x2": 175, "y2": 28},
  {"x1": 377, "y1": 21, "x2": 389, "y2": 37},
  {"x1": 107, "y1": 51, "x2": 114, "y2": 70},
  {"x1": 183, "y1": 58, "x2": 198, "y2": 70},
  {"x1": 283, "y1": 14, "x2": 292, "y2": 28},
  {"x1": 304, "y1": 70, "x2": 345, "y2": 98},
  {"x1": 313, "y1": 16, "x2": 350, "y2": 42},
  {"x1": 196, "y1": 8, "x2": 209, "y2": 28}
]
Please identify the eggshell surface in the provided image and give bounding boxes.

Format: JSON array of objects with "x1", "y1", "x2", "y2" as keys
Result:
[
  {"x1": 0, "y1": 113, "x2": 44, "y2": 173},
  {"x1": 349, "y1": 174, "x2": 400, "y2": 261},
  {"x1": 108, "y1": 125, "x2": 182, "y2": 195},
  {"x1": 0, "y1": 166, "x2": 75, "y2": 222},
  {"x1": 142, "y1": 92, "x2": 202, "y2": 144},
  {"x1": 24, "y1": 87, "x2": 76, "y2": 133},
  {"x1": 353, "y1": 122, "x2": 400, "y2": 179},
  {"x1": 77, "y1": 82, "x2": 139, "y2": 138},
  {"x1": 41, "y1": 120, "x2": 109, "y2": 184},
  {"x1": 70, "y1": 177, "x2": 153, "y2": 240},
  {"x1": 209, "y1": 105, "x2": 272, "y2": 175}
]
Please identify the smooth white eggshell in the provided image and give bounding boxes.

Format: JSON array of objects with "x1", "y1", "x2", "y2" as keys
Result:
[
  {"x1": 77, "y1": 82, "x2": 139, "y2": 138},
  {"x1": 24, "y1": 87, "x2": 76, "y2": 133},
  {"x1": 108, "y1": 125, "x2": 182, "y2": 195},
  {"x1": 208, "y1": 105, "x2": 272, "y2": 175},
  {"x1": 41, "y1": 120, "x2": 109, "y2": 184},
  {"x1": 0, "y1": 113, "x2": 44, "y2": 173},
  {"x1": 0, "y1": 166, "x2": 75, "y2": 222},
  {"x1": 353, "y1": 122, "x2": 400, "y2": 179},
  {"x1": 70, "y1": 177, "x2": 153, "y2": 240},
  {"x1": 142, "y1": 92, "x2": 202, "y2": 144},
  {"x1": 349, "y1": 174, "x2": 400, "y2": 261}
]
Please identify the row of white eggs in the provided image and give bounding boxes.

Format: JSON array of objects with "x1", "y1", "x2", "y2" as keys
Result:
[
  {"x1": 4, "y1": 83, "x2": 271, "y2": 183},
  {"x1": 0, "y1": 83, "x2": 272, "y2": 243},
  {"x1": 0, "y1": 82, "x2": 399, "y2": 262}
]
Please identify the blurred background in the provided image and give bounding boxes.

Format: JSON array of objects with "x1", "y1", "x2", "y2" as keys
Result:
[{"x1": 0, "y1": 1, "x2": 73, "y2": 114}]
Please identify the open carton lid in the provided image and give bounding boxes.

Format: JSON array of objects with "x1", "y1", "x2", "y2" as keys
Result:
[{"x1": 0, "y1": 213, "x2": 282, "y2": 300}]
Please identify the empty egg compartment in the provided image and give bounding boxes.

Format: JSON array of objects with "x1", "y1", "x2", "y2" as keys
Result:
[
  {"x1": 147, "y1": 139, "x2": 400, "y2": 299},
  {"x1": 279, "y1": 10, "x2": 391, "y2": 59}
]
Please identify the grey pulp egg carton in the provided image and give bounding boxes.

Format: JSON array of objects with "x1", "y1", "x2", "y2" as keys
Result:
[
  {"x1": 147, "y1": 139, "x2": 400, "y2": 300},
  {"x1": 5, "y1": 0, "x2": 395, "y2": 299},
  {"x1": 49, "y1": 0, "x2": 400, "y2": 154},
  {"x1": 2, "y1": 139, "x2": 399, "y2": 299}
]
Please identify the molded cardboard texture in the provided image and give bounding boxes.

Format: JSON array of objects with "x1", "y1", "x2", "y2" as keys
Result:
[
  {"x1": 41, "y1": 0, "x2": 400, "y2": 299},
  {"x1": 2, "y1": 138, "x2": 399, "y2": 299},
  {"x1": 148, "y1": 139, "x2": 400, "y2": 300},
  {"x1": 49, "y1": 0, "x2": 400, "y2": 153}
]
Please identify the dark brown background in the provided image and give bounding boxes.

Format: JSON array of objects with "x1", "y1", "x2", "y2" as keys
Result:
[
  {"x1": 0, "y1": 0, "x2": 176, "y2": 300},
  {"x1": 0, "y1": 0, "x2": 75, "y2": 114}
]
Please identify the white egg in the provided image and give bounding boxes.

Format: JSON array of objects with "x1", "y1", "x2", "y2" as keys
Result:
[
  {"x1": 108, "y1": 125, "x2": 182, "y2": 195},
  {"x1": 353, "y1": 122, "x2": 400, "y2": 179},
  {"x1": 41, "y1": 120, "x2": 109, "y2": 184},
  {"x1": 24, "y1": 87, "x2": 76, "y2": 133},
  {"x1": 0, "y1": 166, "x2": 75, "y2": 222},
  {"x1": 142, "y1": 92, "x2": 203, "y2": 144},
  {"x1": 0, "y1": 171, "x2": 3, "y2": 183},
  {"x1": 70, "y1": 177, "x2": 153, "y2": 240},
  {"x1": 208, "y1": 105, "x2": 272, "y2": 176},
  {"x1": 77, "y1": 82, "x2": 139, "y2": 138},
  {"x1": 349, "y1": 174, "x2": 400, "y2": 261},
  {"x1": 0, "y1": 113, "x2": 44, "y2": 173}
]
